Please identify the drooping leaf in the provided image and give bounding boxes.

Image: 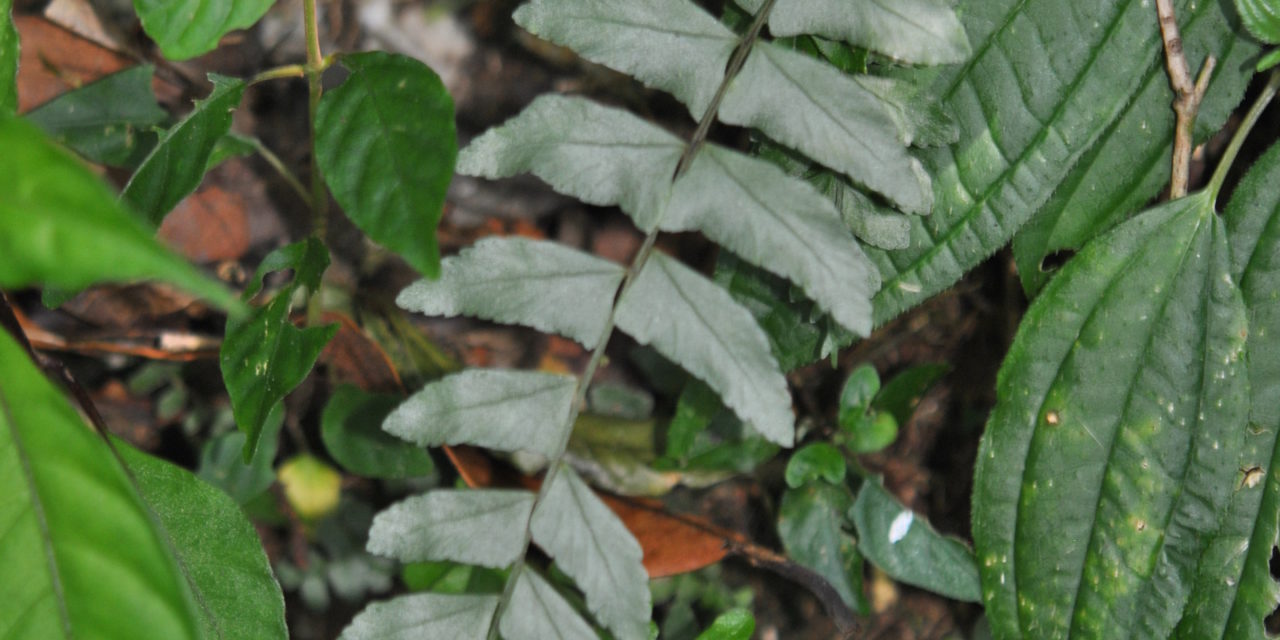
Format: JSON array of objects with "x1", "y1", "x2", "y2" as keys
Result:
[
  {"x1": 0, "y1": 331, "x2": 202, "y2": 639},
  {"x1": 850, "y1": 481, "x2": 980, "y2": 603},
  {"x1": 663, "y1": 143, "x2": 879, "y2": 335},
  {"x1": 321, "y1": 385, "x2": 435, "y2": 479},
  {"x1": 784, "y1": 443, "x2": 845, "y2": 488},
  {"x1": 736, "y1": 0, "x2": 969, "y2": 65},
  {"x1": 117, "y1": 440, "x2": 288, "y2": 639},
  {"x1": 616, "y1": 252, "x2": 793, "y2": 446},
  {"x1": 531, "y1": 465, "x2": 651, "y2": 640},
  {"x1": 696, "y1": 609, "x2": 754, "y2": 640},
  {"x1": 122, "y1": 75, "x2": 246, "y2": 227},
  {"x1": 973, "y1": 193, "x2": 1249, "y2": 638},
  {"x1": 499, "y1": 569, "x2": 597, "y2": 640},
  {"x1": 367, "y1": 490, "x2": 536, "y2": 568},
  {"x1": 383, "y1": 369, "x2": 576, "y2": 458},
  {"x1": 0, "y1": 0, "x2": 13, "y2": 117},
  {"x1": 513, "y1": 0, "x2": 736, "y2": 117},
  {"x1": 340, "y1": 593, "x2": 500, "y2": 639},
  {"x1": 1011, "y1": 14, "x2": 1258, "y2": 295},
  {"x1": 221, "y1": 239, "x2": 337, "y2": 461},
  {"x1": 1177, "y1": 140, "x2": 1280, "y2": 637},
  {"x1": 24, "y1": 65, "x2": 166, "y2": 167},
  {"x1": 1236, "y1": 0, "x2": 1280, "y2": 43},
  {"x1": 316, "y1": 51, "x2": 457, "y2": 278},
  {"x1": 132, "y1": 0, "x2": 273, "y2": 59},
  {"x1": 776, "y1": 483, "x2": 866, "y2": 613},
  {"x1": 0, "y1": 116, "x2": 239, "y2": 311},
  {"x1": 720, "y1": 41, "x2": 931, "y2": 214},
  {"x1": 396, "y1": 237, "x2": 625, "y2": 349},
  {"x1": 871, "y1": 0, "x2": 1252, "y2": 322},
  {"x1": 457, "y1": 94, "x2": 684, "y2": 232}
]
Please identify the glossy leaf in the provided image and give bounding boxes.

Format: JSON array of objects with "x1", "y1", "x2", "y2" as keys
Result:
[
  {"x1": 457, "y1": 94, "x2": 684, "y2": 232},
  {"x1": 695, "y1": 609, "x2": 754, "y2": 640},
  {"x1": 221, "y1": 239, "x2": 337, "y2": 460},
  {"x1": 499, "y1": 570, "x2": 596, "y2": 640},
  {"x1": 340, "y1": 593, "x2": 500, "y2": 639},
  {"x1": 1236, "y1": 0, "x2": 1280, "y2": 43},
  {"x1": 0, "y1": 331, "x2": 201, "y2": 639},
  {"x1": 838, "y1": 365, "x2": 879, "y2": 416},
  {"x1": 973, "y1": 193, "x2": 1249, "y2": 638},
  {"x1": 513, "y1": 0, "x2": 735, "y2": 117},
  {"x1": 25, "y1": 65, "x2": 166, "y2": 167},
  {"x1": 1011, "y1": 15, "x2": 1257, "y2": 295},
  {"x1": 383, "y1": 369, "x2": 576, "y2": 458},
  {"x1": 616, "y1": 252, "x2": 793, "y2": 446},
  {"x1": 321, "y1": 385, "x2": 435, "y2": 479},
  {"x1": 117, "y1": 440, "x2": 288, "y2": 639},
  {"x1": 132, "y1": 0, "x2": 272, "y2": 59},
  {"x1": 0, "y1": 0, "x2": 13, "y2": 117},
  {"x1": 531, "y1": 465, "x2": 651, "y2": 640},
  {"x1": 368, "y1": 490, "x2": 536, "y2": 568},
  {"x1": 776, "y1": 483, "x2": 865, "y2": 613},
  {"x1": 663, "y1": 144, "x2": 878, "y2": 335},
  {"x1": 123, "y1": 75, "x2": 246, "y2": 227},
  {"x1": 396, "y1": 237, "x2": 625, "y2": 349},
  {"x1": 784, "y1": 443, "x2": 845, "y2": 488},
  {"x1": 316, "y1": 51, "x2": 457, "y2": 278},
  {"x1": 850, "y1": 481, "x2": 979, "y2": 602},
  {"x1": 738, "y1": 0, "x2": 968, "y2": 64},
  {"x1": 870, "y1": 0, "x2": 1252, "y2": 322},
  {"x1": 0, "y1": 116, "x2": 239, "y2": 310},
  {"x1": 721, "y1": 41, "x2": 931, "y2": 214}
]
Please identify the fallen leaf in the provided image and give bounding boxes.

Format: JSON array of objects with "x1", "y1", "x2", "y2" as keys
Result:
[
  {"x1": 158, "y1": 185, "x2": 251, "y2": 263},
  {"x1": 318, "y1": 311, "x2": 404, "y2": 393}
]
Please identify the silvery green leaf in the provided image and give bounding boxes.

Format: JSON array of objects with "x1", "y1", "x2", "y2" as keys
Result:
[
  {"x1": 339, "y1": 593, "x2": 498, "y2": 640},
  {"x1": 615, "y1": 252, "x2": 793, "y2": 446},
  {"x1": 851, "y1": 75, "x2": 960, "y2": 148},
  {"x1": 814, "y1": 171, "x2": 911, "y2": 250},
  {"x1": 367, "y1": 490, "x2": 535, "y2": 568},
  {"x1": 396, "y1": 237, "x2": 625, "y2": 349},
  {"x1": 383, "y1": 370, "x2": 576, "y2": 458},
  {"x1": 737, "y1": 0, "x2": 970, "y2": 64},
  {"x1": 513, "y1": 0, "x2": 736, "y2": 117},
  {"x1": 531, "y1": 466, "x2": 650, "y2": 640},
  {"x1": 499, "y1": 570, "x2": 597, "y2": 640},
  {"x1": 720, "y1": 42, "x2": 931, "y2": 214},
  {"x1": 456, "y1": 95, "x2": 684, "y2": 231},
  {"x1": 663, "y1": 144, "x2": 878, "y2": 335}
]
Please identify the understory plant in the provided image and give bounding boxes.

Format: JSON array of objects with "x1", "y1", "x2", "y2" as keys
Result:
[{"x1": 4, "y1": 0, "x2": 1280, "y2": 637}]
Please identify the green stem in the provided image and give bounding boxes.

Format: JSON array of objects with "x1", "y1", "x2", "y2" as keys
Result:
[
  {"x1": 1208, "y1": 69, "x2": 1280, "y2": 203},
  {"x1": 485, "y1": 1, "x2": 779, "y2": 635},
  {"x1": 248, "y1": 64, "x2": 306, "y2": 86},
  {"x1": 303, "y1": 0, "x2": 327, "y2": 326},
  {"x1": 250, "y1": 138, "x2": 313, "y2": 207}
]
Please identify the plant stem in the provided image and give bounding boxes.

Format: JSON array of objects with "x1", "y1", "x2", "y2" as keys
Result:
[
  {"x1": 251, "y1": 138, "x2": 313, "y2": 207},
  {"x1": 1208, "y1": 68, "x2": 1280, "y2": 201},
  {"x1": 248, "y1": 64, "x2": 306, "y2": 86},
  {"x1": 1155, "y1": 0, "x2": 1216, "y2": 198},
  {"x1": 485, "y1": 2, "x2": 779, "y2": 636},
  {"x1": 303, "y1": 0, "x2": 327, "y2": 326}
]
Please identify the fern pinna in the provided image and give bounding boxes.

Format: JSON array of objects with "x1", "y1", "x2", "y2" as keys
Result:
[{"x1": 341, "y1": 0, "x2": 968, "y2": 637}]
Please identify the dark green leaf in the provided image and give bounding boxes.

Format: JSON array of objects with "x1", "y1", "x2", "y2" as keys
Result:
[
  {"x1": 784, "y1": 443, "x2": 846, "y2": 488},
  {"x1": 973, "y1": 193, "x2": 1249, "y2": 637},
  {"x1": 321, "y1": 385, "x2": 435, "y2": 479},
  {"x1": 663, "y1": 379, "x2": 722, "y2": 462},
  {"x1": 695, "y1": 608, "x2": 755, "y2": 640},
  {"x1": 872, "y1": 363, "x2": 948, "y2": 426},
  {"x1": 123, "y1": 75, "x2": 246, "y2": 227},
  {"x1": 316, "y1": 51, "x2": 457, "y2": 278},
  {"x1": 776, "y1": 484, "x2": 866, "y2": 613},
  {"x1": 0, "y1": 116, "x2": 239, "y2": 310},
  {"x1": 870, "y1": 0, "x2": 1254, "y2": 322},
  {"x1": 1011, "y1": 17, "x2": 1257, "y2": 296},
  {"x1": 118, "y1": 440, "x2": 288, "y2": 639},
  {"x1": 0, "y1": 331, "x2": 202, "y2": 639},
  {"x1": 850, "y1": 481, "x2": 979, "y2": 602},
  {"x1": 222, "y1": 239, "x2": 337, "y2": 461},
  {"x1": 838, "y1": 365, "x2": 879, "y2": 417},
  {"x1": 1236, "y1": 0, "x2": 1280, "y2": 43},
  {"x1": 132, "y1": 0, "x2": 273, "y2": 59},
  {"x1": 25, "y1": 65, "x2": 166, "y2": 167},
  {"x1": 197, "y1": 418, "x2": 280, "y2": 504},
  {"x1": 715, "y1": 254, "x2": 832, "y2": 371},
  {"x1": 844, "y1": 412, "x2": 897, "y2": 454}
]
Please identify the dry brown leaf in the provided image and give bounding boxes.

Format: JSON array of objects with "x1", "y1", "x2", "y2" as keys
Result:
[
  {"x1": 158, "y1": 185, "x2": 252, "y2": 263},
  {"x1": 318, "y1": 311, "x2": 404, "y2": 393}
]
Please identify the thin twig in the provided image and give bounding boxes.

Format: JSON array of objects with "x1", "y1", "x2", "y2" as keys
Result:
[{"x1": 1155, "y1": 0, "x2": 1216, "y2": 198}]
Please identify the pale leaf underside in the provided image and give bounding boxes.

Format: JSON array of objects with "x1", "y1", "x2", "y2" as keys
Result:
[
  {"x1": 367, "y1": 490, "x2": 535, "y2": 568},
  {"x1": 339, "y1": 593, "x2": 499, "y2": 640},
  {"x1": 499, "y1": 570, "x2": 596, "y2": 640},
  {"x1": 382, "y1": 369, "x2": 576, "y2": 458}
]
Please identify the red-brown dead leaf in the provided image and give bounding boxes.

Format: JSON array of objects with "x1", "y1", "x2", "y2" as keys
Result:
[
  {"x1": 318, "y1": 311, "x2": 404, "y2": 394},
  {"x1": 158, "y1": 185, "x2": 252, "y2": 263}
]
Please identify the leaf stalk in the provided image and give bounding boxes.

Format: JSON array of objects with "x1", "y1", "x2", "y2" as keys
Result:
[{"x1": 1207, "y1": 68, "x2": 1280, "y2": 201}]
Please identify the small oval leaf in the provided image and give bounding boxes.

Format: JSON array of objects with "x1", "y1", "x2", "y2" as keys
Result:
[{"x1": 368, "y1": 490, "x2": 536, "y2": 568}]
